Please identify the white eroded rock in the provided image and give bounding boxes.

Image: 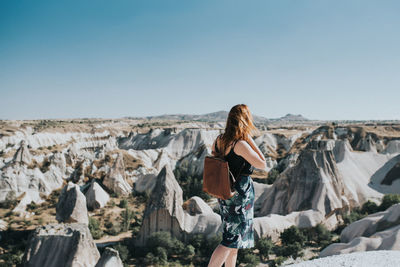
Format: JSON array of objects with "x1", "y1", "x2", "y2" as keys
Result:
[
  {"x1": 258, "y1": 142, "x2": 348, "y2": 216},
  {"x1": 320, "y1": 224, "x2": 400, "y2": 257},
  {"x1": 102, "y1": 152, "x2": 132, "y2": 196},
  {"x1": 12, "y1": 140, "x2": 32, "y2": 165},
  {"x1": 254, "y1": 209, "x2": 329, "y2": 242},
  {"x1": 136, "y1": 165, "x2": 221, "y2": 246},
  {"x1": 22, "y1": 223, "x2": 100, "y2": 267},
  {"x1": 85, "y1": 181, "x2": 110, "y2": 210},
  {"x1": 95, "y1": 247, "x2": 123, "y2": 267},
  {"x1": 340, "y1": 203, "x2": 400, "y2": 243},
  {"x1": 56, "y1": 182, "x2": 89, "y2": 225}
]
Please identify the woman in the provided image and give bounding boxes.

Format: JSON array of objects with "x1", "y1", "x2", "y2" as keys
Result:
[{"x1": 208, "y1": 104, "x2": 267, "y2": 267}]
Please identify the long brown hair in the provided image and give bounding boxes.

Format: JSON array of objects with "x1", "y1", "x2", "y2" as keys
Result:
[{"x1": 219, "y1": 104, "x2": 258, "y2": 154}]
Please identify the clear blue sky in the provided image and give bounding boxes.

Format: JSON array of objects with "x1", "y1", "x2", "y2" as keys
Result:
[{"x1": 1, "y1": 0, "x2": 399, "y2": 120}]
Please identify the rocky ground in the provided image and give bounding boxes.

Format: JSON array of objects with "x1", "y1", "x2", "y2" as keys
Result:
[{"x1": 285, "y1": 250, "x2": 400, "y2": 267}]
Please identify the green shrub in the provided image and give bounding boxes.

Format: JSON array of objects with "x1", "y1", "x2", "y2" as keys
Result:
[
  {"x1": 241, "y1": 253, "x2": 259, "y2": 267},
  {"x1": 342, "y1": 208, "x2": 364, "y2": 225},
  {"x1": 26, "y1": 201, "x2": 37, "y2": 211},
  {"x1": 171, "y1": 238, "x2": 185, "y2": 255},
  {"x1": 256, "y1": 236, "x2": 274, "y2": 261},
  {"x1": 104, "y1": 221, "x2": 113, "y2": 229},
  {"x1": 88, "y1": 217, "x2": 104, "y2": 239},
  {"x1": 267, "y1": 169, "x2": 280, "y2": 184},
  {"x1": 270, "y1": 256, "x2": 285, "y2": 267},
  {"x1": 183, "y1": 245, "x2": 195, "y2": 259},
  {"x1": 361, "y1": 200, "x2": 379, "y2": 214},
  {"x1": 119, "y1": 199, "x2": 128, "y2": 208},
  {"x1": 121, "y1": 207, "x2": 134, "y2": 232},
  {"x1": 147, "y1": 231, "x2": 175, "y2": 252},
  {"x1": 301, "y1": 224, "x2": 332, "y2": 246},
  {"x1": 147, "y1": 231, "x2": 185, "y2": 256},
  {"x1": 112, "y1": 243, "x2": 129, "y2": 262},
  {"x1": 275, "y1": 242, "x2": 303, "y2": 259},
  {"x1": 280, "y1": 226, "x2": 306, "y2": 246},
  {"x1": 144, "y1": 252, "x2": 156, "y2": 265},
  {"x1": 154, "y1": 247, "x2": 168, "y2": 264},
  {"x1": 174, "y1": 168, "x2": 211, "y2": 201},
  {"x1": 237, "y1": 248, "x2": 259, "y2": 267},
  {"x1": 105, "y1": 222, "x2": 121, "y2": 236},
  {"x1": 189, "y1": 234, "x2": 203, "y2": 253},
  {"x1": 0, "y1": 191, "x2": 18, "y2": 209},
  {"x1": 379, "y1": 194, "x2": 400, "y2": 211},
  {"x1": 5, "y1": 210, "x2": 13, "y2": 217}
]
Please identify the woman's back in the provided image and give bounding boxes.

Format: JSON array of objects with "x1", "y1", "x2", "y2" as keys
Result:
[{"x1": 214, "y1": 136, "x2": 253, "y2": 178}]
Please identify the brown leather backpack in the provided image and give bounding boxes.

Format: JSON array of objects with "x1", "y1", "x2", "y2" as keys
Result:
[{"x1": 203, "y1": 135, "x2": 245, "y2": 200}]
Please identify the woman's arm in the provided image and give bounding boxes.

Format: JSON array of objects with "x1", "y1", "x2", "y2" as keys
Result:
[
  {"x1": 246, "y1": 134, "x2": 266, "y2": 162},
  {"x1": 234, "y1": 137, "x2": 267, "y2": 170}
]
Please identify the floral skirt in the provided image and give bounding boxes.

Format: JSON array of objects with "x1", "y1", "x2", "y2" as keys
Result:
[{"x1": 218, "y1": 175, "x2": 255, "y2": 249}]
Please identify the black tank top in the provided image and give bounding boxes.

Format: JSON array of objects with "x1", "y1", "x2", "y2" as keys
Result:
[{"x1": 214, "y1": 135, "x2": 254, "y2": 178}]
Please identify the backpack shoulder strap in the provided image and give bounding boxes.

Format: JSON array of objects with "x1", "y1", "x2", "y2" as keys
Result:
[
  {"x1": 232, "y1": 139, "x2": 240, "y2": 148},
  {"x1": 214, "y1": 134, "x2": 222, "y2": 154}
]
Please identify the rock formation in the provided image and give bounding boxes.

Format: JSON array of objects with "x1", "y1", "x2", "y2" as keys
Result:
[
  {"x1": 174, "y1": 143, "x2": 209, "y2": 178},
  {"x1": 381, "y1": 160, "x2": 400, "y2": 186},
  {"x1": 95, "y1": 247, "x2": 123, "y2": 267},
  {"x1": 133, "y1": 173, "x2": 158, "y2": 194},
  {"x1": 340, "y1": 203, "x2": 400, "y2": 243},
  {"x1": 56, "y1": 182, "x2": 89, "y2": 225},
  {"x1": 85, "y1": 181, "x2": 110, "y2": 210},
  {"x1": 22, "y1": 223, "x2": 100, "y2": 267},
  {"x1": 320, "y1": 224, "x2": 400, "y2": 257},
  {"x1": 0, "y1": 142, "x2": 67, "y2": 210},
  {"x1": 182, "y1": 196, "x2": 213, "y2": 215},
  {"x1": 121, "y1": 128, "x2": 220, "y2": 173},
  {"x1": 383, "y1": 140, "x2": 400, "y2": 154},
  {"x1": 257, "y1": 138, "x2": 399, "y2": 219},
  {"x1": 12, "y1": 140, "x2": 32, "y2": 165},
  {"x1": 254, "y1": 210, "x2": 337, "y2": 242},
  {"x1": 103, "y1": 152, "x2": 132, "y2": 196},
  {"x1": 136, "y1": 165, "x2": 221, "y2": 246},
  {"x1": 320, "y1": 204, "x2": 400, "y2": 257},
  {"x1": 258, "y1": 140, "x2": 349, "y2": 216}
]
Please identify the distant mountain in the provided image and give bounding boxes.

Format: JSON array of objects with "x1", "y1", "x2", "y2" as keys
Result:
[
  {"x1": 274, "y1": 113, "x2": 309, "y2": 121},
  {"x1": 125, "y1": 111, "x2": 308, "y2": 122},
  {"x1": 126, "y1": 110, "x2": 229, "y2": 122}
]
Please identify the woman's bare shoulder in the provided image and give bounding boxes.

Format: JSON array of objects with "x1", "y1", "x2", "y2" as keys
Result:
[{"x1": 233, "y1": 140, "x2": 250, "y2": 152}]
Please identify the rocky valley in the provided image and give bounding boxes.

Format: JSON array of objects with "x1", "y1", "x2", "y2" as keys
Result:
[{"x1": 1, "y1": 114, "x2": 400, "y2": 266}]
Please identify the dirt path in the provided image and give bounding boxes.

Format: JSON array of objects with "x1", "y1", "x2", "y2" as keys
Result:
[{"x1": 94, "y1": 231, "x2": 132, "y2": 245}]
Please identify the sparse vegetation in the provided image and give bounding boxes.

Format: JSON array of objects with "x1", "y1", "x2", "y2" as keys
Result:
[
  {"x1": 174, "y1": 168, "x2": 211, "y2": 201},
  {"x1": 255, "y1": 168, "x2": 280, "y2": 184},
  {"x1": 104, "y1": 221, "x2": 122, "y2": 236},
  {"x1": 336, "y1": 194, "x2": 400, "y2": 234},
  {"x1": 121, "y1": 207, "x2": 135, "y2": 232},
  {"x1": 112, "y1": 243, "x2": 130, "y2": 262},
  {"x1": 119, "y1": 199, "x2": 128, "y2": 208},
  {"x1": 0, "y1": 191, "x2": 18, "y2": 209},
  {"x1": 88, "y1": 216, "x2": 104, "y2": 239},
  {"x1": 0, "y1": 229, "x2": 32, "y2": 266},
  {"x1": 378, "y1": 194, "x2": 400, "y2": 211},
  {"x1": 256, "y1": 236, "x2": 274, "y2": 261}
]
